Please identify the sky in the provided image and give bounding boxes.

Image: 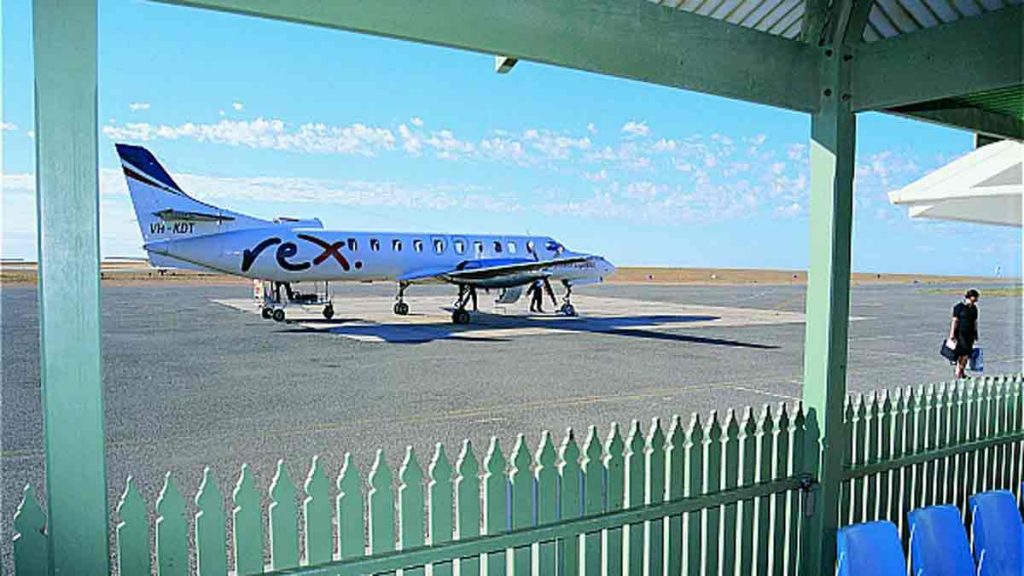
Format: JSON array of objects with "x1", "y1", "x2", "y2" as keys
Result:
[{"x1": 2, "y1": 0, "x2": 1021, "y2": 276}]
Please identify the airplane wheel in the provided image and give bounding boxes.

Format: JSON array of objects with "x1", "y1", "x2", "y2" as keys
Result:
[
  {"x1": 394, "y1": 302, "x2": 410, "y2": 315},
  {"x1": 452, "y1": 309, "x2": 471, "y2": 325},
  {"x1": 560, "y1": 303, "x2": 577, "y2": 317},
  {"x1": 272, "y1": 309, "x2": 286, "y2": 322},
  {"x1": 261, "y1": 307, "x2": 273, "y2": 320},
  {"x1": 322, "y1": 305, "x2": 334, "y2": 320}
]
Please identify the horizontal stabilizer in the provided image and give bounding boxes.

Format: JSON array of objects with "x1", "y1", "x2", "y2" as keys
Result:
[{"x1": 153, "y1": 209, "x2": 236, "y2": 222}]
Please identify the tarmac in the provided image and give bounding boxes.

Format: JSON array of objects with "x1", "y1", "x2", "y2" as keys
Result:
[{"x1": 1, "y1": 280, "x2": 1021, "y2": 568}]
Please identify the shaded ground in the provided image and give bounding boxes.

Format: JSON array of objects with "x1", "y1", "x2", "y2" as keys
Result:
[{"x1": 1, "y1": 281, "x2": 1021, "y2": 570}]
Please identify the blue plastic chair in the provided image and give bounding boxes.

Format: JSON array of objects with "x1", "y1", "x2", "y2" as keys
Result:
[
  {"x1": 837, "y1": 521, "x2": 908, "y2": 576},
  {"x1": 909, "y1": 504, "x2": 976, "y2": 576},
  {"x1": 970, "y1": 490, "x2": 1024, "y2": 576}
]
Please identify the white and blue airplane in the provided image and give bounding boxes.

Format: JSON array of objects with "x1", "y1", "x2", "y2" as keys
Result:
[{"x1": 117, "y1": 144, "x2": 615, "y2": 324}]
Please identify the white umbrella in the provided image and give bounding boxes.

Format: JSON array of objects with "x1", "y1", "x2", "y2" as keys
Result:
[{"x1": 888, "y1": 140, "x2": 1022, "y2": 227}]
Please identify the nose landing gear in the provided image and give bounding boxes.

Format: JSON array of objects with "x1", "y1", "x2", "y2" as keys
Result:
[
  {"x1": 393, "y1": 282, "x2": 410, "y2": 315},
  {"x1": 559, "y1": 281, "x2": 578, "y2": 317}
]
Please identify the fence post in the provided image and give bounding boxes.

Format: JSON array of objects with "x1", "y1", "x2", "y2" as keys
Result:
[
  {"x1": 31, "y1": 0, "x2": 108, "y2": 573},
  {"x1": 799, "y1": 17, "x2": 857, "y2": 573}
]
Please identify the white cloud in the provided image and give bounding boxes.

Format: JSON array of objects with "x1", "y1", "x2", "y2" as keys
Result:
[
  {"x1": 583, "y1": 169, "x2": 608, "y2": 182},
  {"x1": 586, "y1": 123, "x2": 598, "y2": 135},
  {"x1": 621, "y1": 121, "x2": 650, "y2": 137},
  {"x1": 103, "y1": 118, "x2": 396, "y2": 156},
  {"x1": 26, "y1": 130, "x2": 34, "y2": 139},
  {"x1": 232, "y1": 102, "x2": 244, "y2": 111},
  {"x1": 2, "y1": 122, "x2": 18, "y2": 131},
  {"x1": 410, "y1": 117, "x2": 424, "y2": 127},
  {"x1": 774, "y1": 202, "x2": 803, "y2": 218},
  {"x1": 128, "y1": 102, "x2": 150, "y2": 111}
]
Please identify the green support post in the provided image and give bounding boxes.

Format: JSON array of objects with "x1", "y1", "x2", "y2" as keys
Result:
[
  {"x1": 32, "y1": 0, "x2": 109, "y2": 573},
  {"x1": 800, "y1": 44, "x2": 856, "y2": 574}
]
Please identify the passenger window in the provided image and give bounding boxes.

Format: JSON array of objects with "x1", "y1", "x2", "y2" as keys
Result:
[
  {"x1": 454, "y1": 240, "x2": 466, "y2": 254},
  {"x1": 507, "y1": 242, "x2": 517, "y2": 254},
  {"x1": 347, "y1": 238, "x2": 358, "y2": 251},
  {"x1": 370, "y1": 239, "x2": 380, "y2": 251},
  {"x1": 413, "y1": 239, "x2": 424, "y2": 252},
  {"x1": 392, "y1": 239, "x2": 402, "y2": 251},
  {"x1": 473, "y1": 241, "x2": 484, "y2": 256},
  {"x1": 433, "y1": 239, "x2": 445, "y2": 254},
  {"x1": 526, "y1": 240, "x2": 535, "y2": 254},
  {"x1": 493, "y1": 241, "x2": 503, "y2": 253}
]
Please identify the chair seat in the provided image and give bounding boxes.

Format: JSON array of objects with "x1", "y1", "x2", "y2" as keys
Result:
[
  {"x1": 909, "y1": 504, "x2": 976, "y2": 576},
  {"x1": 837, "y1": 521, "x2": 907, "y2": 576},
  {"x1": 970, "y1": 490, "x2": 1024, "y2": 576}
]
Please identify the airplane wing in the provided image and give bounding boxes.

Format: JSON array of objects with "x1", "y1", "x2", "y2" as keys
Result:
[{"x1": 399, "y1": 256, "x2": 590, "y2": 288}]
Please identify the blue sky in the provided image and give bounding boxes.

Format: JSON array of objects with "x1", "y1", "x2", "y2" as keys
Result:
[{"x1": 2, "y1": 0, "x2": 1020, "y2": 276}]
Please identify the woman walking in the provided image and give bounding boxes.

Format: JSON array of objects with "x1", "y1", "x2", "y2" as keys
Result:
[{"x1": 948, "y1": 288, "x2": 980, "y2": 379}]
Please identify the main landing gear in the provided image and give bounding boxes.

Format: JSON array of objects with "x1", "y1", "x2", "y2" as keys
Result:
[
  {"x1": 451, "y1": 284, "x2": 474, "y2": 324},
  {"x1": 393, "y1": 282, "x2": 410, "y2": 316},
  {"x1": 559, "y1": 281, "x2": 578, "y2": 317}
]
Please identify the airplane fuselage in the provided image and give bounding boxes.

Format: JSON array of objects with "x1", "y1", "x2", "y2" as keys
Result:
[{"x1": 146, "y1": 227, "x2": 614, "y2": 286}]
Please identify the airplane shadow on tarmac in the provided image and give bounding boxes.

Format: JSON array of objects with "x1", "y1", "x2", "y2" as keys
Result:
[{"x1": 283, "y1": 313, "x2": 779, "y2": 348}]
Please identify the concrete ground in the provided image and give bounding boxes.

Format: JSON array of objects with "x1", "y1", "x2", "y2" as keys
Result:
[{"x1": 2, "y1": 280, "x2": 1021, "y2": 568}]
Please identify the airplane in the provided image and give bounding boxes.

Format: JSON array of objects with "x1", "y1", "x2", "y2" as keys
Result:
[{"x1": 116, "y1": 143, "x2": 615, "y2": 324}]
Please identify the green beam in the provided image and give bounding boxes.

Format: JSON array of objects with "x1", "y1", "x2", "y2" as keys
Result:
[
  {"x1": 887, "y1": 104, "x2": 1024, "y2": 141},
  {"x1": 800, "y1": 41, "x2": 856, "y2": 576},
  {"x1": 852, "y1": 6, "x2": 1023, "y2": 111},
  {"x1": 33, "y1": 0, "x2": 109, "y2": 573},
  {"x1": 151, "y1": 0, "x2": 820, "y2": 112}
]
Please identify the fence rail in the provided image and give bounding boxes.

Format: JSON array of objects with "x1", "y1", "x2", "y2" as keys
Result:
[{"x1": 11, "y1": 374, "x2": 1023, "y2": 575}]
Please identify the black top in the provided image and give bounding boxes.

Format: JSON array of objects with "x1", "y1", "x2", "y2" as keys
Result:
[{"x1": 952, "y1": 301, "x2": 978, "y2": 347}]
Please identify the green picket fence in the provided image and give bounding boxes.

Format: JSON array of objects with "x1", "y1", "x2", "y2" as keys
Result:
[
  {"x1": 11, "y1": 374, "x2": 1023, "y2": 575},
  {"x1": 839, "y1": 374, "x2": 1024, "y2": 543},
  {"x1": 13, "y1": 405, "x2": 809, "y2": 576}
]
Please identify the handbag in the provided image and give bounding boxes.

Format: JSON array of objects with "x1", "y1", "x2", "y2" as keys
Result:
[
  {"x1": 939, "y1": 338, "x2": 958, "y2": 361},
  {"x1": 969, "y1": 346, "x2": 984, "y2": 372}
]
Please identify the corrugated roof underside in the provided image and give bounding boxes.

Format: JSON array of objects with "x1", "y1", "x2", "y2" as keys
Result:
[{"x1": 650, "y1": 0, "x2": 1020, "y2": 43}]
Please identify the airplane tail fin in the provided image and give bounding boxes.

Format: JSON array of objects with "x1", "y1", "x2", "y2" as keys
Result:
[{"x1": 115, "y1": 143, "x2": 270, "y2": 243}]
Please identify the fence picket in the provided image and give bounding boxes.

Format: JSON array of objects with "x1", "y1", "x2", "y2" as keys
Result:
[
  {"x1": 560, "y1": 429, "x2": 583, "y2": 575},
  {"x1": 705, "y1": 412, "x2": 724, "y2": 576},
  {"x1": 911, "y1": 387, "x2": 928, "y2": 512},
  {"x1": 535, "y1": 432, "x2": 559, "y2": 574},
  {"x1": 981, "y1": 378, "x2": 996, "y2": 491},
  {"x1": 156, "y1": 472, "x2": 188, "y2": 576},
  {"x1": 644, "y1": 419, "x2": 666, "y2": 576},
  {"x1": 738, "y1": 409, "x2": 758, "y2": 576},
  {"x1": 666, "y1": 416, "x2": 686, "y2": 575},
  {"x1": 336, "y1": 453, "x2": 365, "y2": 560},
  {"x1": 233, "y1": 464, "x2": 264, "y2": 575},
  {"x1": 368, "y1": 450, "x2": 397, "y2": 575},
  {"x1": 786, "y1": 405, "x2": 805, "y2": 574},
  {"x1": 509, "y1": 435, "x2": 533, "y2": 576},
  {"x1": 117, "y1": 477, "x2": 150, "y2": 576},
  {"x1": 604, "y1": 424, "x2": 626, "y2": 576},
  {"x1": 991, "y1": 379, "x2": 1007, "y2": 489},
  {"x1": 685, "y1": 414, "x2": 705, "y2": 576},
  {"x1": 939, "y1": 384, "x2": 956, "y2": 505},
  {"x1": 889, "y1": 390, "x2": 907, "y2": 538},
  {"x1": 624, "y1": 421, "x2": 646, "y2": 576},
  {"x1": 582, "y1": 427, "x2": 605, "y2": 576},
  {"x1": 876, "y1": 394, "x2": 893, "y2": 524},
  {"x1": 13, "y1": 485, "x2": 49, "y2": 576},
  {"x1": 195, "y1": 467, "x2": 228, "y2": 576},
  {"x1": 754, "y1": 406, "x2": 774, "y2": 576},
  {"x1": 303, "y1": 456, "x2": 332, "y2": 566},
  {"x1": 399, "y1": 447, "x2": 426, "y2": 576},
  {"x1": 770, "y1": 405, "x2": 790, "y2": 576},
  {"x1": 483, "y1": 438, "x2": 508, "y2": 576},
  {"x1": 962, "y1": 383, "x2": 979, "y2": 510},
  {"x1": 269, "y1": 460, "x2": 299, "y2": 570},
  {"x1": 864, "y1": 396, "x2": 881, "y2": 521},
  {"x1": 851, "y1": 398, "x2": 868, "y2": 524},
  {"x1": 840, "y1": 400, "x2": 854, "y2": 526},
  {"x1": 721, "y1": 411, "x2": 741, "y2": 576},
  {"x1": 429, "y1": 443, "x2": 455, "y2": 576},
  {"x1": 455, "y1": 440, "x2": 482, "y2": 576}
]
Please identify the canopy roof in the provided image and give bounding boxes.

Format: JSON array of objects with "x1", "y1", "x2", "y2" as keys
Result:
[{"x1": 888, "y1": 140, "x2": 1023, "y2": 226}]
